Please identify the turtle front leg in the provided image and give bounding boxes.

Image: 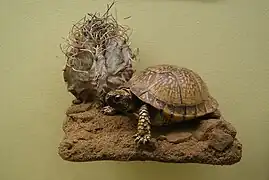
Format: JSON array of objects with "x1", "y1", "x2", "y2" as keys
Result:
[
  {"x1": 101, "y1": 106, "x2": 117, "y2": 115},
  {"x1": 72, "y1": 98, "x2": 82, "y2": 104},
  {"x1": 133, "y1": 104, "x2": 151, "y2": 144}
]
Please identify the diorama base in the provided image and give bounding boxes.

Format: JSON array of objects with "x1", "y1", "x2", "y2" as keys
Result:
[{"x1": 58, "y1": 103, "x2": 242, "y2": 165}]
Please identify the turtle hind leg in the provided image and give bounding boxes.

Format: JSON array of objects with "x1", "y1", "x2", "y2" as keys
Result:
[{"x1": 133, "y1": 104, "x2": 151, "y2": 144}]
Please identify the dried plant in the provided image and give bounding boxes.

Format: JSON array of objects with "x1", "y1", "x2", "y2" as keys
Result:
[{"x1": 60, "y1": 1, "x2": 139, "y2": 105}]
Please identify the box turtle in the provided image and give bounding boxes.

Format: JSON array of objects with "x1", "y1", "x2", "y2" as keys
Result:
[{"x1": 101, "y1": 64, "x2": 219, "y2": 144}]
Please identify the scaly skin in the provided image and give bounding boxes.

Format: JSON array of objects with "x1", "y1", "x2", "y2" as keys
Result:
[{"x1": 133, "y1": 104, "x2": 151, "y2": 144}]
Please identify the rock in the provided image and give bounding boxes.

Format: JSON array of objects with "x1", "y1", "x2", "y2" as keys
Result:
[
  {"x1": 65, "y1": 103, "x2": 92, "y2": 114},
  {"x1": 208, "y1": 129, "x2": 234, "y2": 151},
  {"x1": 58, "y1": 103, "x2": 242, "y2": 165},
  {"x1": 161, "y1": 132, "x2": 192, "y2": 144}
]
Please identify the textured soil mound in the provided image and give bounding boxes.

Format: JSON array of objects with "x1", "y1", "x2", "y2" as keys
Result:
[{"x1": 58, "y1": 103, "x2": 242, "y2": 165}]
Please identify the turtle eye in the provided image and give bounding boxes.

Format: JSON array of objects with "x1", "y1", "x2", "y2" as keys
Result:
[{"x1": 114, "y1": 94, "x2": 121, "y2": 101}]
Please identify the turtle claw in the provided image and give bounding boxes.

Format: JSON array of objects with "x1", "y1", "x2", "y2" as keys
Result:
[
  {"x1": 133, "y1": 133, "x2": 151, "y2": 144},
  {"x1": 101, "y1": 106, "x2": 117, "y2": 115},
  {"x1": 72, "y1": 98, "x2": 82, "y2": 104}
]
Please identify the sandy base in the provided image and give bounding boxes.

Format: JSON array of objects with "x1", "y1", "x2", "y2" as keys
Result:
[{"x1": 58, "y1": 103, "x2": 242, "y2": 165}]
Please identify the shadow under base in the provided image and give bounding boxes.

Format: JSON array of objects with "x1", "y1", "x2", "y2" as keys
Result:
[{"x1": 58, "y1": 103, "x2": 242, "y2": 165}]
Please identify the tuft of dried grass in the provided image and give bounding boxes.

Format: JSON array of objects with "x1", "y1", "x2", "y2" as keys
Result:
[{"x1": 60, "y1": 2, "x2": 139, "y2": 105}]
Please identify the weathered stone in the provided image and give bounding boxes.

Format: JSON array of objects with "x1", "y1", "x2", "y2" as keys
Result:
[
  {"x1": 208, "y1": 129, "x2": 234, "y2": 151},
  {"x1": 217, "y1": 119, "x2": 237, "y2": 138},
  {"x1": 66, "y1": 103, "x2": 92, "y2": 114},
  {"x1": 191, "y1": 119, "x2": 221, "y2": 141},
  {"x1": 58, "y1": 103, "x2": 242, "y2": 165},
  {"x1": 164, "y1": 132, "x2": 192, "y2": 144}
]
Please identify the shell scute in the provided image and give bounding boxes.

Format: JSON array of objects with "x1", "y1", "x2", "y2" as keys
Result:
[{"x1": 184, "y1": 105, "x2": 197, "y2": 117}]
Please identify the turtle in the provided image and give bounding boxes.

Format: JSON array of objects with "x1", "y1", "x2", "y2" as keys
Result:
[{"x1": 101, "y1": 64, "x2": 219, "y2": 144}]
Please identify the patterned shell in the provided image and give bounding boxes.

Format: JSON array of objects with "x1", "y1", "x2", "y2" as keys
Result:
[{"x1": 128, "y1": 64, "x2": 219, "y2": 120}]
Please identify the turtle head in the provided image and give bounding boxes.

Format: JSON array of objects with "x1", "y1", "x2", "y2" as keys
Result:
[{"x1": 105, "y1": 88, "x2": 134, "y2": 112}]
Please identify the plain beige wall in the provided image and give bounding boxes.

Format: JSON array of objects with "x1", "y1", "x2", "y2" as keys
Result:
[{"x1": 0, "y1": 0, "x2": 268, "y2": 180}]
